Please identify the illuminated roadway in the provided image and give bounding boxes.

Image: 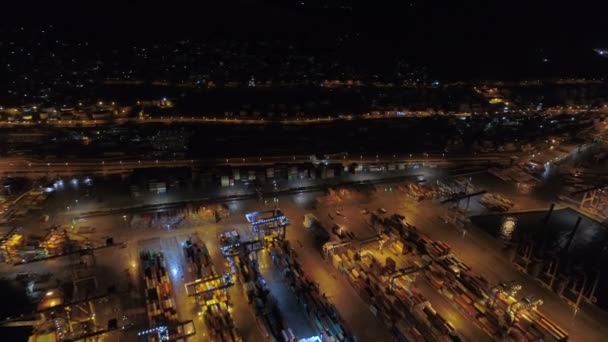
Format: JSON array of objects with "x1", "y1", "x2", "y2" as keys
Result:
[
  {"x1": 0, "y1": 112, "x2": 439, "y2": 128},
  {"x1": 0, "y1": 153, "x2": 511, "y2": 177},
  {"x1": 0, "y1": 106, "x2": 598, "y2": 129}
]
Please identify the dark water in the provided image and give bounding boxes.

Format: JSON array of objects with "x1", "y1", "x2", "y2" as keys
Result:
[
  {"x1": 471, "y1": 208, "x2": 608, "y2": 309},
  {"x1": 0, "y1": 280, "x2": 34, "y2": 341}
]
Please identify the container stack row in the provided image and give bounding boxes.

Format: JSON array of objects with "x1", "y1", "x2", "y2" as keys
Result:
[
  {"x1": 330, "y1": 246, "x2": 461, "y2": 342},
  {"x1": 233, "y1": 251, "x2": 290, "y2": 341},
  {"x1": 184, "y1": 236, "x2": 241, "y2": 342},
  {"x1": 270, "y1": 241, "x2": 353, "y2": 341},
  {"x1": 140, "y1": 250, "x2": 178, "y2": 327}
]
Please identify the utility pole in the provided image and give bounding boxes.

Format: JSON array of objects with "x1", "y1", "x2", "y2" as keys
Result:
[{"x1": 563, "y1": 216, "x2": 582, "y2": 254}]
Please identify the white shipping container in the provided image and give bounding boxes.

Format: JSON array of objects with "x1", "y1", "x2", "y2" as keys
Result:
[
  {"x1": 77, "y1": 226, "x2": 96, "y2": 234},
  {"x1": 148, "y1": 182, "x2": 166, "y2": 194}
]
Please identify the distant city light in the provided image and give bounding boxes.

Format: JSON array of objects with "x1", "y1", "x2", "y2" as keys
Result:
[
  {"x1": 594, "y1": 48, "x2": 608, "y2": 57},
  {"x1": 501, "y1": 217, "x2": 517, "y2": 240}
]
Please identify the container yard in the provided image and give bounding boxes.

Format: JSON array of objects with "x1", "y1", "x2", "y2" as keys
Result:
[
  {"x1": 139, "y1": 250, "x2": 179, "y2": 334},
  {"x1": 231, "y1": 248, "x2": 290, "y2": 340},
  {"x1": 182, "y1": 235, "x2": 241, "y2": 342},
  {"x1": 213, "y1": 210, "x2": 355, "y2": 341},
  {"x1": 0, "y1": 225, "x2": 99, "y2": 264},
  {"x1": 269, "y1": 240, "x2": 353, "y2": 341},
  {"x1": 327, "y1": 242, "x2": 461, "y2": 342},
  {"x1": 374, "y1": 211, "x2": 569, "y2": 342}
]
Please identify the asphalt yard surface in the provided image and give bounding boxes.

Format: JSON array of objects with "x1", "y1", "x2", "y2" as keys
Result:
[
  {"x1": 4, "y1": 171, "x2": 608, "y2": 341},
  {"x1": 259, "y1": 251, "x2": 317, "y2": 338},
  {"x1": 280, "y1": 200, "x2": 394, "y2": 341}
]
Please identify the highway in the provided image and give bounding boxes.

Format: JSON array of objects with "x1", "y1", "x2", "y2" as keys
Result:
[
  {"x1": 0, "y1": 112, "x2": 439, "y2": 128},
  {"x1": 1, "y1": 103, "x2": 603, "y2": 129},
  {"x1": 0, "y1": 107, "x2": 598, "y2": 129},
  {"x1": 0, "y1": 153, "x2": 510, "y2": 177}
]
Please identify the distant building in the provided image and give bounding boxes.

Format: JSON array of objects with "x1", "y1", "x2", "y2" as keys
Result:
[{"x1": 6, "y1": 132, "x2": 48, "y2": 144}]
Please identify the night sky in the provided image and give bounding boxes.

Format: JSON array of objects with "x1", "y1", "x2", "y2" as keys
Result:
[{"x1": 2, "y1": 0, "x2": 608, "y2": 80}]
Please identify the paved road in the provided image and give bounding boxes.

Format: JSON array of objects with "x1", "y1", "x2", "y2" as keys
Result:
[
  {"x1": 0, "y1": 106, "x2": 598, "y2": 129},
  {"x1": 0, "y1": 111, "x2": 439, "y2": 129},
  {"x1": 0, "y1": 152, "x2": 509, "y2": 178},
  {"x1": 258, "y1": 251, "x2": 317, "y2": 338}
]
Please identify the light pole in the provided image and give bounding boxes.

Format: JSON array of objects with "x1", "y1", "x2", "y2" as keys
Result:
[{"x1": 573, "y1": 273, "x2": 588, "y2": 316}]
